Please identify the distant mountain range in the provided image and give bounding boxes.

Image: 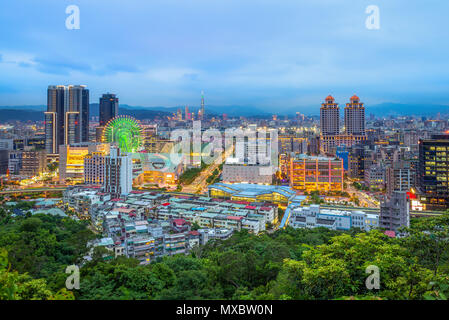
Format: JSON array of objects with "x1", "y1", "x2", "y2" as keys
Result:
[
  {"x1": 362, "y1": 103, "x2": 449, "y2": 117},
  {"x1": 0, "y1": 102, "x2": 447, "y2": 122}
]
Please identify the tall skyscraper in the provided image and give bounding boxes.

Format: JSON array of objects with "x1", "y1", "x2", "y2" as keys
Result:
[
  {"x1": 99, "y1": 93, "x2": 118, "y2": 126},
  {"x1": 320, "y1": 95, "x2": 367, "y2": 155},
  {"x1": 66, "y1": 85, "x2": 89, "y2": 145},
  {"x1": 45, "y1": 85, "x2": 89, "y2": 154},
  {"x1": 199, "y1": 91, "x2": 205, "y2": 120},
  {"x1": 177, "y1": 108, "x2": 183, "y2": 121},
  {"x1": 45, "y1": 85, "x2": 65, "y2": 155},
  {"x1": 344, "y1": 95, "x2": 365, "y2": 135},
  {"x1": 185, "y1": 105, "x2": 190, "y2": 121},
  {"x1": 320, "y1": 95, "x2": 339, "y2": 136}
]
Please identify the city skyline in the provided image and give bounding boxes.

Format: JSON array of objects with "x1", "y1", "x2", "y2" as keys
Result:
[
  {"x1": 2, "y1": 0, "x2": 449, "y2": 305},
  {"x1": 1, "y1": 1, "x2": 449, "y2": 111}
]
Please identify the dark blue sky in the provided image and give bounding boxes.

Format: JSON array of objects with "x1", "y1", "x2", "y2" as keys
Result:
[{"x1": 1, "y1": 0, "x2": 449, "y2": 113}]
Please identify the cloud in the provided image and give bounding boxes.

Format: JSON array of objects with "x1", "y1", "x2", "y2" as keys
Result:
[
  {"x1": 1, "y1": 0, "x2": 449, "y2": 108},
  {"x1": 144, "y1": 67, "x2": 202, "y2": 83},
  {"x1": 13, "y1": 56, "x2": 141, "y2": 77},
  {"x1": 33, "y1": 57, "x2": 93, "y2": 75}
]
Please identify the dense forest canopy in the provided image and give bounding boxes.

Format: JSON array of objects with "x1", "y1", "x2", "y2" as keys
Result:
[{"x1": 0, "y1": 205, "x2": 448, "y2": 300}]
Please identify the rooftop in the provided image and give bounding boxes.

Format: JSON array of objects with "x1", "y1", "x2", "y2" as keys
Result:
[{"x1": 209, "y1": 183, "x2": 296, "y2": 199}]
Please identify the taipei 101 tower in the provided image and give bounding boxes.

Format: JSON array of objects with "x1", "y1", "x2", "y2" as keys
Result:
[{"x1": 199, "y1": 91, "x2": 205, "y2": 120}]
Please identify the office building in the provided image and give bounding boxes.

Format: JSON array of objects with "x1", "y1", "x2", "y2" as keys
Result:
[
  {"x1": 227, "y1": 126, "x2": 274, "y2": 166},
  {"x1": 97, "y1": 93, "x2": 118, "y2": 142},
  {"x1": 0, "y1": 150, "x2": 9, "y2": 174},
  {"x1": 99, "y1": 93, "x2": 118, "y2": 126},
  {"x1": 20, "y1": 148, "x2": 47, "y2": 177},
  {"x1": 45, "y1": 85, "x2": 89, "y2": 154},
  {"x1": 8, "y1": 151, "x2": 22, "y2": 175},
  {"x1": 417, "y1": 134, "x2": 449, "y2": 210},
  {"x1": 349, "y1": 145, "x2": 368, "y2": 179},
  {"x1": 307, "y1": 135, "x2": 320, "y2": 155},
  {"x1": 364, "y1": 163, "x2": 386, "y2": 188},
  {"x1": 59, "y1": 143, "x2": 109, "y2": 183},
  {"x1": 289, "y1": 154, "x2": 344, "y2": 192},
  {"x1": 278, "y1": 135, "x2": 307, "y2": 155}
]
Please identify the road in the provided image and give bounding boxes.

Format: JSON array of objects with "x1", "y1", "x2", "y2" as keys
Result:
[
  {"x1": 0, "y1": 187, "x2": 67, "y2": 194},
  {"x1": 182, "y1": 146, "x2": 234, "y2": 194},
  {"x1": 345, "y1": 179, "x2": 380, "y2": 208}
]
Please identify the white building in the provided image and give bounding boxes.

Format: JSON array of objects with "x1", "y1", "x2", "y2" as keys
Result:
[
  {"x1": 288, "y1": 204, "x2": 378, "y2": 231},
  {"x1": 104, "y1": 147, "x2": 133, "y2": 196}
]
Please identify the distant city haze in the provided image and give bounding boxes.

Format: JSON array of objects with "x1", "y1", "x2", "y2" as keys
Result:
[{"x1": 1, "y1": 1, "x2": 449, "y2": 112}]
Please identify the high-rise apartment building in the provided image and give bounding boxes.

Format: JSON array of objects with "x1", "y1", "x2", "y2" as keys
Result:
[
  {"x1": 417, "y1": 134, "x2": 449, "y2": 210},
  {"x1": 84, "y1": 152, "x2": 106, "y2": 185},
  {"x1": 104, "y1": 147, "x2": 133, "y2": 196},
  {"x1": 45, "y1": 85, "x2": 89, "y2": 155},
  {"x1": 320, "y1": 95, "x2": 367, "y2": 154},
  {"x1": 320, "y1": 95, "x2": 340, "y2": 136},
  {"x1": 386, "y1": 161, "x2": 415, "y2": 196},
  {"x1": 379, "y1": 191, "x2": 410, "y2": 234},
  {"x1": 344, "y1": 95, "x2": 365, "y2": 135}
]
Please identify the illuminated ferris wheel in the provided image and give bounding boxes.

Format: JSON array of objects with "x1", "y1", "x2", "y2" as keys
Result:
[{"x1": 102, "y1": 115, "x2": 143, "y2": 153}]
